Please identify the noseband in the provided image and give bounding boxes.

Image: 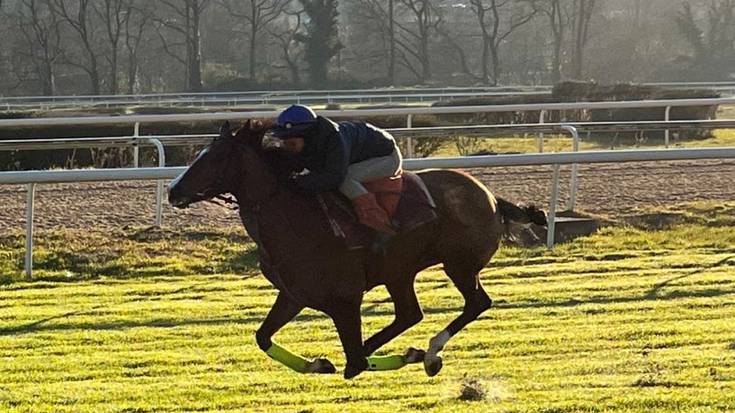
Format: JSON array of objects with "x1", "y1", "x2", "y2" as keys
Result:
[{"x1": 199, "y1": 139, "x2": 243, "y2": 211}]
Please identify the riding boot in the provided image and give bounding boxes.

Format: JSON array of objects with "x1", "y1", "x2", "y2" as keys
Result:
[
  {"x1": 352, "y1": 193, "x2": 397, "y2": 236},
  {"x1": 375, "y1": 192, "x2": 401, "y2": 219}
]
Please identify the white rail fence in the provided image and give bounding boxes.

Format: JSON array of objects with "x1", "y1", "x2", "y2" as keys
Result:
[
  {"x1": 3, "y1": 97, "x2": 735, "y2": 129},
  {"x1": 3, "y1": 81, "x2": 735, "y2": 109},
  {"x1": 4, "y1": 99, "x2": 735, "y2": 277},
  {"x1": 2, "y1": 147, "x2": 735, "y2": 278},
  {"x1": 3, "y1": 97, "x2": 735, "y2": 158}
]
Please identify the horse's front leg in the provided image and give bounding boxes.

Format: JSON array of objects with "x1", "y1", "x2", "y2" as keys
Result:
[
  {"x1": 256, "y1": 291, "x2": 336, "y2": 374},
  {"x1": 328, "y1": 297, "x2": 369, "y2": 379}
]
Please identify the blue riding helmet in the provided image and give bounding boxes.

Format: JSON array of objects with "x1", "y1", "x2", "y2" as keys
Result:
[{"x1": 272, "y1": 104, "x2": 318, "y2": 138}]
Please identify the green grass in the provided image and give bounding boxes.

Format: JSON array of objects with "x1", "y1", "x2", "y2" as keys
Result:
[
  {"x1": 429, "y1": 129, "x2": 735, "y2": 157},
  {"x1": 1, "y1": 202, "x2": 734, "y2": 412}
]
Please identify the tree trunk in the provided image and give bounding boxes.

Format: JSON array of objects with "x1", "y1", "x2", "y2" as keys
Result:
[
  {"x1": 41, "y1": 61, "x2": 55, "y2": 95},
  {"x1": 572, "y1": 0, "x2": 595, "y2": 79},
  {"x1": 109, "y1": 48, "x2": 118, "y2": 94},
  {"x1": 89, "y1": 55, "x2": 100, "y2": 94},
  {"x1": 127, "y1": 52, "x2": 137, "y2": 94},
  {"x1": 490, "y1": 44, "x2": 500, "y2": 86},
  {"x1": 477, "y1": 5, "x2": 490, "y2": 84},
  {"x1": 188, "y1": 0, "x2": 203, "y2": 92},
  {"x1": 549, "y1": 0, "x2": 564, "y2": 83},
  {"x1": 388, "y1": 0, "x2": 395, "y2": 85},
  {"x1": 419, "y1": 29, "x2": 430, "y2": 82},
  {"x1": 249, "y1": 21, "x2": 257, "y2": 80}
]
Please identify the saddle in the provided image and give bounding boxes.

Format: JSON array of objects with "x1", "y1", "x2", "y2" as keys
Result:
[{"x1": 318, "y1": 172, "x2": 438, "y2": 250}]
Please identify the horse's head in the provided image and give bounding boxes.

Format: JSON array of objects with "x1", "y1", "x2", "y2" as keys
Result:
[{"x1": 168, "y1": 119, "x2": 275, "y2": 209}]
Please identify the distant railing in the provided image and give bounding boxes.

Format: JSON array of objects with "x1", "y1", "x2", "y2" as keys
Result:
[{"x1": 3, "y1": 81, "x2": 735, "y2": 110}]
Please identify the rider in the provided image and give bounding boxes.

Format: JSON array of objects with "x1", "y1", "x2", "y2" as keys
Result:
[{"x1": 270, "y1": 104, "x2": 402, "y2": 235}]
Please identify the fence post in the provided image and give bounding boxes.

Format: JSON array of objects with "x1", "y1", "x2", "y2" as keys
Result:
[
  {"x1": 560, "y1": 125, "x2": 581, "y2": 211},
  {"x1": 538, "y1": 109, "x2": 547, "y2": 153},
  {"x1": 25, "y1": 183, "x2": 35, "y2": 279},
  {"x1": 133, "y1": 122, "x2": 140, "y2": 167},
  {"x1": 145, "y1": 138, "x2": 166, "y2": 227},
  {"x1": 664, "y1": 106, "x2": 672, "y2": 148},
  {"x1": 406, "y1": 114, "x2": 414, "y2": 158},
  {"x1": 547, "y1": 164, "x2": 560, "y2": 250}
]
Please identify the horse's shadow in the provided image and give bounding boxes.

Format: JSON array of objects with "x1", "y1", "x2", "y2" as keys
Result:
[
  {"x1": 6, "y1": 256, "x2": 734, "y2": 337},
  {"x1": 645, "y1": 255, "x2": 735, "y2": 300},
  {"x1": 0, "y1": 278, "x2": 262, "y2": 336}
]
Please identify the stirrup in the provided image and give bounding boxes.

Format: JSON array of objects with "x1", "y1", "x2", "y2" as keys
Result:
[{"x1": 371, "y1": 232, "x2": 394, "y2": 254}]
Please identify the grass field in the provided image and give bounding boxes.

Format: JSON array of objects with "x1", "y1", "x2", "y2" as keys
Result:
[
  {"x1": 1, "y1": 202, "x2": 734, "y2": 412},
  {"x1": 430, "y1": 128, "x2": 735, "y2": 157}
]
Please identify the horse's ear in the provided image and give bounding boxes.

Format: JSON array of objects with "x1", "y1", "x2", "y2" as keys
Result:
[
  {"x1": 220, "y1": 121, "x2": 232, "y2": 138},
  {"x1": 244, "y1": 119, "x2": 252, "y2": 129}
]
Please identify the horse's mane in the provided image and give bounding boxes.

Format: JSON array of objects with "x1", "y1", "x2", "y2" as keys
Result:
[{"x1": 232, "y1": 119, "x2": 302, "y2": 182}]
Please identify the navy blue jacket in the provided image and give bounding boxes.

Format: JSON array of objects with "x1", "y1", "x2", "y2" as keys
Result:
[{"x1": 294, "y1": 116, "x2": 396, "y2": 194}]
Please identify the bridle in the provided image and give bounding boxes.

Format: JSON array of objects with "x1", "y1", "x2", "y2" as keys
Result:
[
  {"x1": 195, "y1": 137, "x2": 243, "y2": 211},
  {"x1": 200, "y1": 131, "x2": 279, "y2": 213}
]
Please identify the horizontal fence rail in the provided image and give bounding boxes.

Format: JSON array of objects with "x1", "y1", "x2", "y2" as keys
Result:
[
  {"x1": 3, "y1": 81, "x2": 735, "y2": 108},
  {"x1": 0, "y1": 85, "x2": 553, "y2": 103},
  {"x1": 3, "y1": 146, "x2": 735, "y2": 278},
  {"x1": 4, "y1": 148, "x2": 734, "y2": 185},
  {"x1": 3, "y1": 98, "x2": 735, "y2": 128},
  {"x1": 5, "y1": 119, "x2": 735, "y2": 150},
  {"x1": 1, "y1": 91, "x2": 551, "y2": 110}
]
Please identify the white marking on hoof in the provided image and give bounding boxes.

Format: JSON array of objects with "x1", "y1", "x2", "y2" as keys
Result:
[{"x1": 427, "y1": 330, "x2": 451, "y2": 359}]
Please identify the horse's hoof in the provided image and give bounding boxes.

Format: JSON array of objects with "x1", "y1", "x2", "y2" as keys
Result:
[
  {"x1": 307, "y1": 358, "x2": 336, "y2": 374},
  {"x1": 344, "y1": 360, "x2": 368, "y2": 379},
  {"x1": 424, "y1": 355, "x2": 443, "y2": 377},
  {"x1": 405, "y1": 348, "x2": 426, "y2": 364}
]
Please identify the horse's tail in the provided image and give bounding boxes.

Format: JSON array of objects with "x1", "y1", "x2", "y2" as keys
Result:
[{"x1": 495, "y1": 197, "x2": 547, "y2": 227}]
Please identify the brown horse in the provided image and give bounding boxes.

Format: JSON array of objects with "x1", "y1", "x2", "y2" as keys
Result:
[{"x1": 168, "y1": 120, "x2": 546, "y2": 379}]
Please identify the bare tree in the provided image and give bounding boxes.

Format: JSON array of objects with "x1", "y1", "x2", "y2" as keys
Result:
[
  {"x1": 538, "y1": 0, "x2": 571, "y2": 83},
  {"x1": 468, "y1": 0, "x2": 538, "y2": 85},
  {"x1": 388, "y1": 0, "x2": 395, "y2": 85},
  {"x1": 269, "y1": 6, "x2": 304, "y2": 85},
  {"x1": 348, "y1": 0, "x2": 397, "y2": 84},
  {"x1": 51, "y1": 0, "x2": 103, "y2": 94},
  {"x1": 673, "y1": 0, "x2": 735, "y2": 80},
  {"x1": 220, "y1": 0, "x2": 288, "y2": 80},
  {"x1": 434, "y1": 19, "x2": 478, "y2": 82},
  {"x1": 570, "y1": 0, "x2": 595, "y2": 79},
  {"x1": 394, "y1": 0, "x2": 441, "y2": 83},
  {"x1": 93, "y1": 0, "x2": 130, "y2": 94},
  {"x1": 123, "y1": 0, "x2": 151, "y2": 93},
  {"x1": 155, "y1": 0, "x2": 211, "y2": 91},
  {"x1": 15, "y1": 0, "x2": 63, "y2": 95}
]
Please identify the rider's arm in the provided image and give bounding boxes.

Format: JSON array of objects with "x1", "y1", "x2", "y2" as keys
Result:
[{"x1": 294, "y1": 131, "x2": 349, "y2": 194}]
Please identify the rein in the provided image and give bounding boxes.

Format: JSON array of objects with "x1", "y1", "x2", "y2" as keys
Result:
[{"x1": 206, "y1": 194, "x2": 240, "y2": 210}]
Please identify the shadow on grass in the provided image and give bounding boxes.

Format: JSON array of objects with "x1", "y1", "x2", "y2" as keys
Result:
[
  {"x1": 495, "y1": 286, "x2": 735, "y2": 311},
  {"x1": 0, "y1": 277, "x2": 274, "y2": 336},
  {"x1": 645, "y1": 255, "x2": 735, "y2": 300},
  {"x1": 0, "y1": 311, "x2": 330, "y2": 336},
  {"x1": 125, "y1": 226, "x2": 251, "y2": 244}
]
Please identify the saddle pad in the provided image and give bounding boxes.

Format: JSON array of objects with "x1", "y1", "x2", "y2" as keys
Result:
[{"x1": 318, "y1": 172, "x2": 438, "y2": 249}]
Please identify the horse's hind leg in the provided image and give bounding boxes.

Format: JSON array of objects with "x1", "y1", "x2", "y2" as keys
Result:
[{"x1": 424, "y1": 260, "x2": 493, "y2": 377}]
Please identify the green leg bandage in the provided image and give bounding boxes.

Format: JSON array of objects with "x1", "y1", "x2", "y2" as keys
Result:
[
  {"x1": 367, "y1": 354, "x2": 407, "y2": 371},
  {"x1": 265, "y1": 342, "x2": 310, "y2": 373}
]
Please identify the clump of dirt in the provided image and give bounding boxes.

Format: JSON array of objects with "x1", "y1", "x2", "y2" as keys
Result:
[{"x1": 458, "y1": 377, "x2": 486, "y2": 401}]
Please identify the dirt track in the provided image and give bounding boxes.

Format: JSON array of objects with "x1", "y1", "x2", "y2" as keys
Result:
[{"x1": 1, "y1": 160, "x2": 733, "y2": 232}]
